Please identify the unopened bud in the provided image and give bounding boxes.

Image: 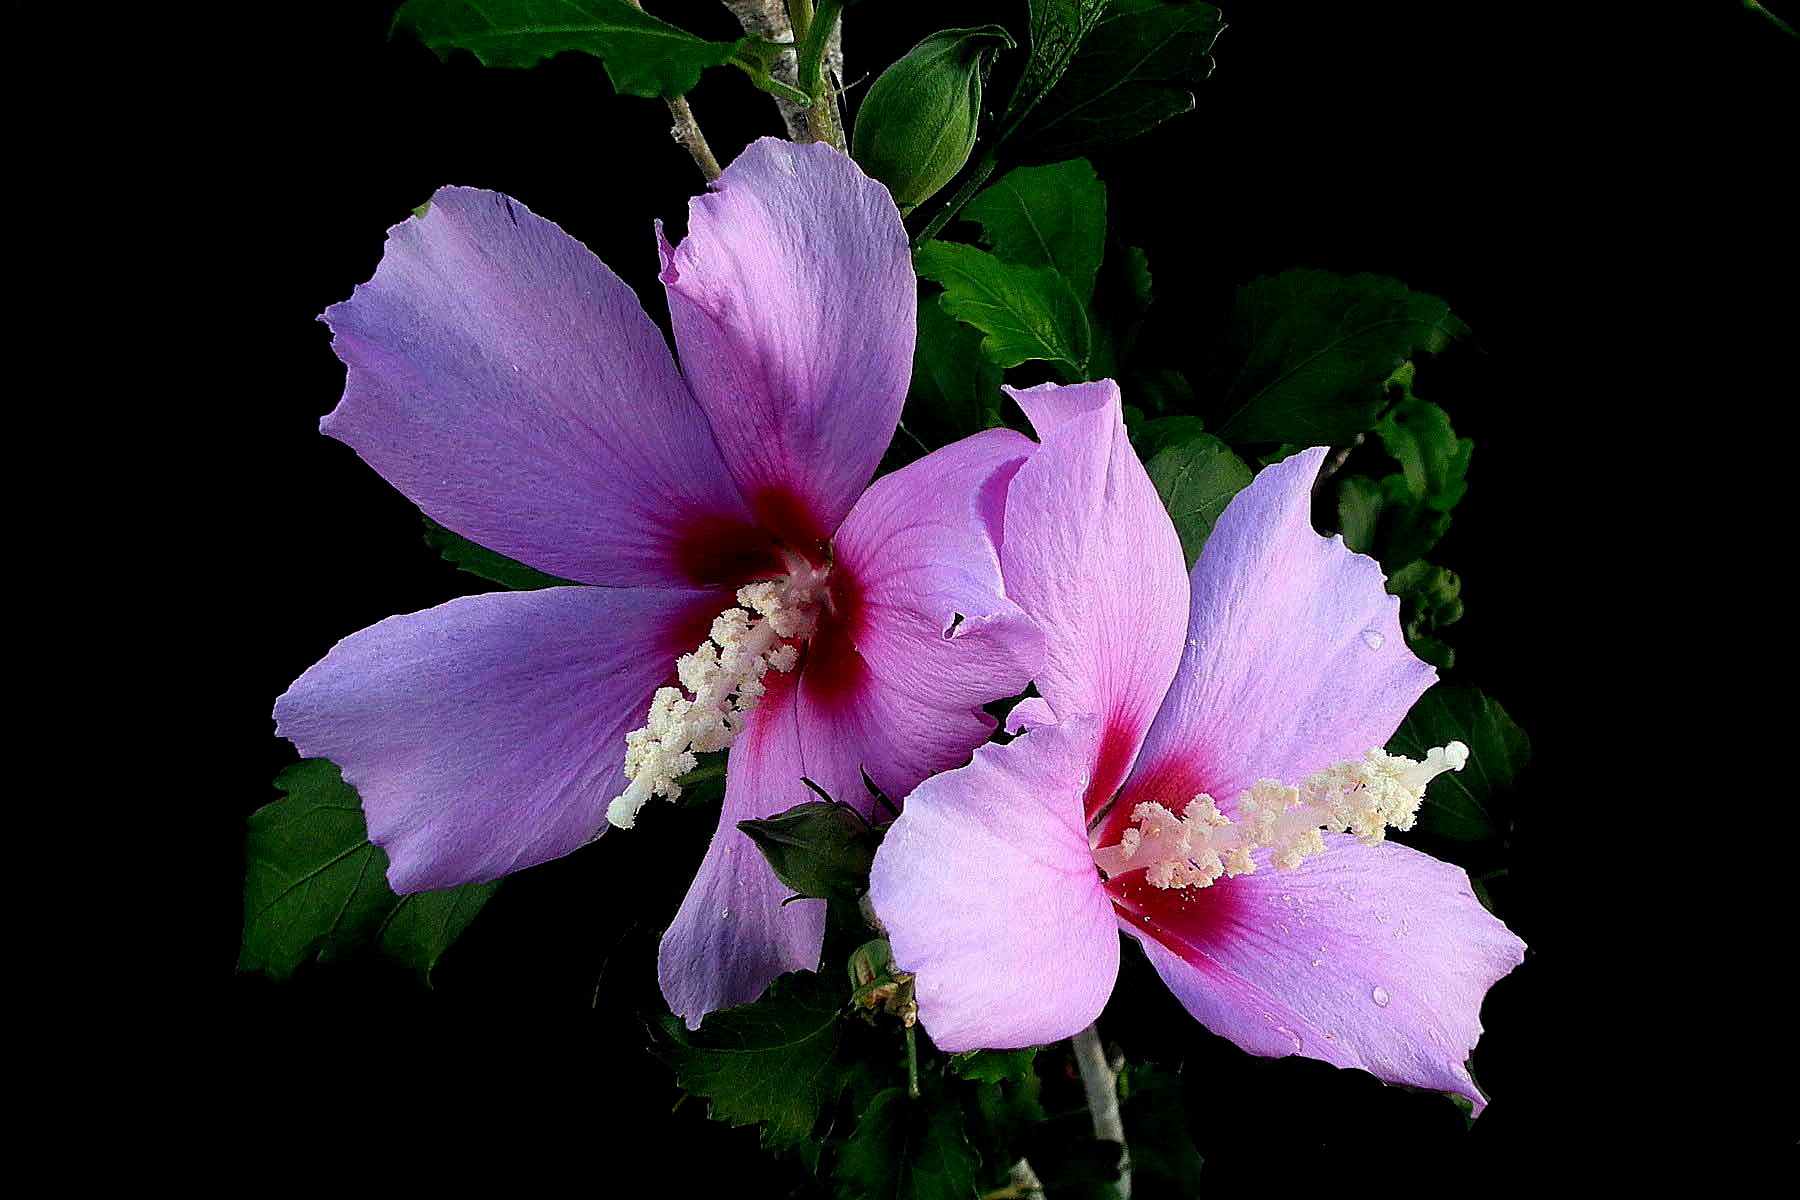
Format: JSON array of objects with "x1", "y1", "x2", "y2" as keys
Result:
[{"x1": 851, "y1": 25, "x2": 1015, "y2": 213}]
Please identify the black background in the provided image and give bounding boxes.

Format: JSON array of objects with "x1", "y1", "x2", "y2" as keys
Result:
[{"x1": 199, "y1": 0, "x2": 1795, "y2": 1185}]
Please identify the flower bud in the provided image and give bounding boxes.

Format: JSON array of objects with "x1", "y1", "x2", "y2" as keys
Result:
[{"x1": 851, "y1": 25, "x2": 1015, "y2": 213}]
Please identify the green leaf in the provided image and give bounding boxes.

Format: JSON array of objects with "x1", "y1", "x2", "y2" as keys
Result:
[
  {"x1": 392, "y1": 0, "x2": 743, "y2": 98},
  {"x1": 1389, "y1": 684, "x2": 1529, "y2": 842},
  {"x1": 949, "y1": 1047, "x2": 1040, "y2": 1084},
  {"x1": 907, "y1": 296, "x2": 1006, "y2": 449},
  {"x1": 239, "y1": 760, "x2": 497, "y2": 982},
  {"x1": 737, "y1": 799, "x2": 879, "y2": 902},
  {"x1": 422, "y1": 516, "x2": 574, "y2": 590},
  {"x1": 1005, "y1": 0, "x2": 1113, "y2": 136},
  {"x1": 673, "y1": 750, "x2": 728, "y2": 808},
  {"x1": 916, "y1": 241, "x2": 1092, "y2": 376},
  {"x1": 1007, "y1": 0, "x2": 1225, "y2": 164},
  {"x1": 963, "y1": 160, "x2": 1108, "y2": 302},
  {"x1": 1332, "y1": 366, "x2": 1471, "y2": 568},
  {"x1": 1387, "y1": 559, "x2": 1463, "y2": 670},
  {"x1": 1336, "y1": 472, "x2": 1385, "y2": 556},
  {"x1": 1208, "y1": 269, "x2": 1467, "y2": 447},
  {"x1": 1144, "y1": 432, "x2": 1253, "y2": 568},
  {"x1": 834, "y1": 1086, "x2": 982, "y2": 1200},
  {"x1": 651, "y1": 970, "x2": 858, "y2": 1152},
  {"x1": 1127, "y1": 412, "x2": 1207, "y2": 459},
  {"x1": 1372, "y1": 365, "x2": 1473, "y2": 513}
]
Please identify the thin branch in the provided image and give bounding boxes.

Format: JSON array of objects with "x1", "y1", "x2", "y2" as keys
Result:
[
  {"x1": 666, "y1": 93, "x2": 723, "y2": 180},
  {"x1": 627, "y1": 1, "x2": 722, "y2": 180},
  {"x1": 1071, "y1": 1024, "x2": 1131, "y2": 1200}
]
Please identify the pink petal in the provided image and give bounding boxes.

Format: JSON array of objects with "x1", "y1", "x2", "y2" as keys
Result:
[
  {"x1": 660, "y1": 139, "x2": 914, "y2": 544},
  {"x1": 1117, "y1": 836, "x2": 1525, "y2": 1113},
  {"x1": 657, "y1": 674, "x2": 827, "y2": 1026},
  {"x1": 274, "y1": 585, "x2": 726, "y2": 892},
  {"x1": 870, "y1": 719, "x2": 1121, "y2": 1052},
  {"x1": 1113, "y1": 447, "x2": 1438, "y2": 841},
  {"x1": 322, "y1": 187, "x2": 777, "y2": 590},
  {"x1": 801, "y1": 428, "x2": 1044, "y2": 808},
  {"x1": 1000, "y1": 381, "x2": 1190, "y2": 821}
]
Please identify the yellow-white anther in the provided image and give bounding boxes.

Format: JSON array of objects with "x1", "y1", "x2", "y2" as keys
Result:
[
  {"x1": 1092, "y1": 741, "x2": 1468, "y2": 889},
  {"x1": 606, "y1": 568, "x2": 829, "y2": 830}
]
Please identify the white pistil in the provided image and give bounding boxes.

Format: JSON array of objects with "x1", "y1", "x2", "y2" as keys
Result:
[
  {"x1": 607, "y1": 565, "x2": 827, "y2": 829},
  {"x1": 1092, "y1": 742, "x2": 1468, "y2": 889}
]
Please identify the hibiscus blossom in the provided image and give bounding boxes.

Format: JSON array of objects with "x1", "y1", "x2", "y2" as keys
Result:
[
  {"x1": 275, "y1": 138, "x2": 1040, "y2": 1024},
  {"x1": 868, "y1": 381, "x2": 1524, "y2": 1111}
]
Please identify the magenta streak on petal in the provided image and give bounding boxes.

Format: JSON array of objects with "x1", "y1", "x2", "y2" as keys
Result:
[
  {"x1": 659, "y1": 429, "x2": 1044, "y2": 1027},
  {"x1": 1122, "y1": 837, "x2": 1525, "y2": 1115}
]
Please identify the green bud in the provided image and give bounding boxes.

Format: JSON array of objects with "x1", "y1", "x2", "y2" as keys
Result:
[
  {"x1": 851, "y1": 25, "x2": 1015, "y2": 213},
  {"x1": 736, "y1": 798, "x2": 878, "y2": 902}
]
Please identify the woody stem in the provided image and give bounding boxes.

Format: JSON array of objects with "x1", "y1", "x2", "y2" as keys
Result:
[{"x1": 1071, "y1": 1023, "x2": 1131, "y2": 1200}]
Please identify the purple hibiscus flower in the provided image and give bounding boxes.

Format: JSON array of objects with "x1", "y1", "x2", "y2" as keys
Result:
[
  {"x1": 868, "y1": 381, "x2": 1524, "y2": 1112},
  {"x1": 275, "y1": 138, "x2": 1041, "y2": 1024}
]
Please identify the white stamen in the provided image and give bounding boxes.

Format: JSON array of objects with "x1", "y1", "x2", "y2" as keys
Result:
[
  {"x1": 1092, "y1": 742, "x2": 1468, "y2": 888},
  {"x1": 606, "y1": 564, "x2": 828, "y2": 829}
]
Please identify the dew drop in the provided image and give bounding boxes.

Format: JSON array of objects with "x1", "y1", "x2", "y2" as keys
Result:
[
  {"x1": 1371, "y1": 986, "x2": 1391, "y2": 1007},
  {"x1": 720, "y1": 908, "x2": 731, "y2": 920},
  {"x1": 1273, "y1": 1025, "x2": 1303, "y2": 1052},
  {"x1": 1310, "y1": 959, "x2": 1322, "y2": 968},
  {"x1": 1360, "y1": 629, "x2": 1385, "y2": 650}
]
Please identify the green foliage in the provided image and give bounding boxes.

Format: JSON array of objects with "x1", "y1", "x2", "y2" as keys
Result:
[
  {"x1": 1387, "y1": 559, "x2": 1463, "y2": 669},
  {"x1": 1337, "y1": 363, "x2": 1474, "y2": 572},
  {"x1": 1005, "y1": 0, "x2": 1113, "y2": 139},
  {"x1": 1207, "y1": 269, "x2": 1467, "y2": 446},
  {"x1": 949, "y1": 1047, "x2": 1040, "y2": 1085},
  {"x1": 962, "y1": 160, "x2": 1108, "y2": 302},
  {"x1": 1145, "y1": 432, "x2": 1254, "y2": 568},
  {"x1": 738, "y1": 799, "x2": 880, "y2": 903},
  {"x1": 1005, "y1": 0, "x2": 1226, "y2": 165},
  {"x1": 833, "y1": 1086, "x2": 982, "y2": 1200},
  {"x1": 1329, "y1": 364, "x2": 1473, "y2": 665},
  {"x1": 422, "y1": 516, "x2": 573, "y2": 590},
  {"x1": 1125, "y1": 411, "x2": 1208, "y2": 460},
  {"x1": 906, "y1": 297, "x2": 1007, "y2": 450},
  {"x1": 392, "y1": 0, "x2": 742, "y2": 97},
  {"x1": 239, "y1": 760, "x2": 497, "y2": 982},
  {"x1": 1373, "y1": 364, "x2": 1472, "y2": 512},
  {"x1": 651, "y1": 970, "x2": 861, "y2": 1152},
  {"x1": 853, "y1": 26, "x2": 1016, "y2": 212},
  {"x1": 914, "y1": 241, "x2": 1092, "y2": 376},
  {"x1": 1389, "y1": 684, "x2": 1530, "y2": 843},
  {"x1": 916, "y1": 157, "x2": 1121, "y2": 382}
]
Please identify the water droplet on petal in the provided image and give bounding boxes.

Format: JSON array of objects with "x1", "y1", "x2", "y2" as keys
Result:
[
  {"x1": 720, "y1": 908, "x2": 731, "y2": 920},
  {"x1": 1371, "y1": 986, "x2": 1391, "y2": 1007},
  {"x1": 1273, "y1": 1025, "x2": 1303, "y2": 1052},
  {"x1": 1360, "y1": 629, "x2": 1385, "y2": 650}
]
